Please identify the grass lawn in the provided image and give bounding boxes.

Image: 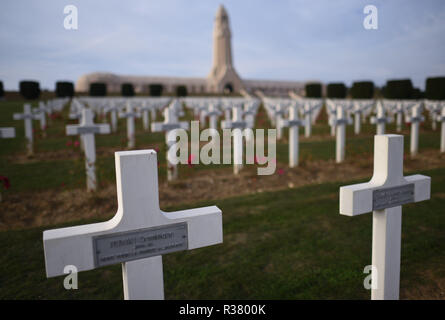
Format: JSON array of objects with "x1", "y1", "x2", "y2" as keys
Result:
[{"x1": 0, "y1": 98, "x2": 444, "y2": 299}]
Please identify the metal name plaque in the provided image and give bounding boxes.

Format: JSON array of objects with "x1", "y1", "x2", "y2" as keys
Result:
[
  {"x1": 93, "y1": 222, "x2": 188, "y2": 267},
  {"x1": 372, "y1": 184, "x2": 414, "y2": 210},
  {"x1": 77, "y1": 127, "x2": 101, "y2": 135}
]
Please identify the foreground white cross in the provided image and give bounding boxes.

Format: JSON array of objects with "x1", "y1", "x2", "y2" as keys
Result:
[
  {"x1": 152, "y1": 105, "x2": 189, "y2": 181},
  {"x1": 340, "y1": 134, "x2": 430, "y2": 300},
  {"x1": 281, "y1": 103, "x2": 303, "y2": 167},
  {"x1": 43, "y1": 150, "x2": 223, "y2": 299},
  {"x1": 370, "y1": 102, "x2": 392, "y2": 135},
  {"x1": 13, "y1": 104, "x2": 40, "y2": 155},
  {"x1": 66, "y1": 108, "x2": 110, "y2": 191}
]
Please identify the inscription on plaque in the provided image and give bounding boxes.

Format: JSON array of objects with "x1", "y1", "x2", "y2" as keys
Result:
[
  {"x1": 77, "y1": 127, "x2": 101, "y2": 135},
  {"x1": 373, "y1": 184, "x2": 414, "y2": 210},
  {"x1": 93, "y1": 222, "x2": 188, "y2": 267}
]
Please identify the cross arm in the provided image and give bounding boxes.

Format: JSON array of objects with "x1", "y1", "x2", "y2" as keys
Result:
[{"x1": 340, "y1": 174, "x2": 430, "y2": 216}]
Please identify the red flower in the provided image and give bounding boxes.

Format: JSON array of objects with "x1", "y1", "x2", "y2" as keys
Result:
[
  {"x1": 277, "y1": 168, "x2": 285, "y2": 175},
  {"x1": 0, "y1": 176, "x2": 10, "y2": 189},
  {"x1": 74, "y1": 140, "x2": 80, "y2": 147}
]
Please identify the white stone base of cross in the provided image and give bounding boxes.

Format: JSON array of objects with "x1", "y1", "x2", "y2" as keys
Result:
[
  {"x1": 340, "y1": 134, "x2": 430, "y2": 300},
  {"x1": 43, "y1": 150, "x2": 223, "y2": 299}
]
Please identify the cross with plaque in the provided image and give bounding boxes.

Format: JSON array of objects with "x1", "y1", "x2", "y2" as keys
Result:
[
  {"x1": 281, "y1": 103, "x2": 303, "y2": 167},
  {"x1": 0, "y1": 127, "x2": 15, "y2": 139},
  {"x1": 329, "y1": 105, "x2": 352, "y2": 163},
  {"x1": 221, "y1": 104, "x2": 249, "y2": 174},
  {"x1": 13, "y1": 103, "x2": 41, "y2": 155},
  {"x1": 43, "y1": 150, "x2": 223, "y2": 300},
  {"x1": 394, "y1": 102, "x2": 404, "y2": 132},
  {"x1": 301, "y1": 101, "x2": 321, "y2": 138},
  {"x1": 105, "y1": 101, "x2": 119, "y2": 133},
  {"x1": 36, "y1": 102, "x2": 48, "y2": 132},
  {"x1": 152, "y1": 106, "x2": 189, "y2": 181},
  {"x1": 370, "y1": 102, "x2": 392, "y2": 135},
  {"x1": 66, "y1": 108, "x2": 110, "y2": 191},
  {"x1": 119, "y1": 102, "x2": 140, "y2": 149},
  {"x1": 274, "y1": 103, "x2": 285, "y2": 140},
  {"x1": 406, "y1": 104, "x2": 424, "y2": 156},
  {"x1": 340, "y1": 134, "x2": 430, "y2": 300}
]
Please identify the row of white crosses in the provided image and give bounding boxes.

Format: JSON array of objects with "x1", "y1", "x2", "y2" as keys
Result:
[
  {"x1": 42, "y1": 135, "x2": 432, "y2": 300},
  {"x1": 43, "y1": 149, "x2": 223, "y2": 299}
]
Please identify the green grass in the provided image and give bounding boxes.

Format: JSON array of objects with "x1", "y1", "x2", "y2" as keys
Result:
[{"x1": 1, "y1": 166, "x2": 444, "y2": 299}]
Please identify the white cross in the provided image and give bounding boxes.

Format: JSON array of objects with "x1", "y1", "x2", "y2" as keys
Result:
[
  {"x1": 36, "y1": 102, "x2": 48, "y2": 132},
  {"x1": 352, "y1": 101, "x2": 374, "y2": 135},
  {"x1": 13, "y1": 103, "x2": 40, "y2": 155},
  {"x1": 43, "y1": 149, "x2": 222, "y2": 299},
  {"x1": 119, "y1": 102, "x2": 141, "y2": 149},
  {"x1": 301, "y1": 101, "x2": 321, "y2": 137},
  {"x1": 0, "y1": 127, "x2": 15, "y2": 139},
  {"x1": 66, "y1": 108, "x2": 110, "y2": 191},
  {"x1": 340, "y1": 134, "x2": 430, "y2": 300},
  {"x1": 273, "y1": 103, "x2": 285, "y2": 140},
  {"x1": 437, "y1": 107, "x2": 445, "y2": 153},
  {"x1": 406, "y1": 104, "x2": 424, "y2": 156},
  {"x1": 207, "y1": 104, "x2": 222, "y2": 135},
  {"x1": 329, "y1": 105, "x2": 352, "y2": 163},
  {"x1": 221, "y1": 104, "x2": 249, "y2": 175},
  {"x1": 281, "y1": 103, "x2": 303, "y2": 167},
  {"x1": 370, "y1": 102, "x2": 392, "y2": 135},
  {"x1": 152, "y1": 104, "x2": 189, "y2": 181},
  {"x1": 139, "y1": 101, "x2": 153, "y2": 132}
]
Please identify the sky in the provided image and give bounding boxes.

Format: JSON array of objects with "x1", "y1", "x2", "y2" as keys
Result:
[{"x1": 1, "y1": 0, "x2": 444, "y2": 91}]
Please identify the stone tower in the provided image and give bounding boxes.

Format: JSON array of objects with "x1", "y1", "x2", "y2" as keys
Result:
[{"x1": 207, "y1": 5, "x2": 243, "y2": 93}]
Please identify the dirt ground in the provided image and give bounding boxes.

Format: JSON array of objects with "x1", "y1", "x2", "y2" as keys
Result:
[{"x1": 1, "y1": 149, "x2": 444, "y2": 231}]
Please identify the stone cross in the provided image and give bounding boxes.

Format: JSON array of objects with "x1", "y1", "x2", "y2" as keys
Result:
[
  {"x1": 437, "y1": 107, "x2": 445, "y2": 153},
  {"x1": 13, "y1": 103, "x2": 41, "y2": 155},
  {"x1": 370, "y1": 102, "x2": 392, "y2": 135},
  {"x1": 281, "y1": 103, "x2": 303, "y2": 167},
  {"x1": 352, "y1": 101, "x2": 374, "y2": 135},
  {"x1": 0, "y1": 127, "x2": 15, "y2": 139},
  {"x1": 207, "y1": 103, "x2": 222, "y2": 135},
  {"x1": 329, "y1": 106, "x2": 352, "y2": 163},
  {"x1": 66, "y1": 108, "x2": 110, "y2": 191},
  {"x1": 139, "y1": 101, "x2": 152, "y2": 132},
  {"x1": 274, "y1": 103, "x2": 285, "y2": 140},
  {"x1": 152, "y1": 105, "x2": 189, "y2": 181},
  {"x1": 120, "y1": 102, "x2": 140, "y2": 149},
  {"x1": 221, "y1": 104, "x2": 249, "y2": 175},
  {"x1": 104, "y1": 101, "x2": 119, "y2": 133},
  {"x1": 43, "y1": 149, "x2": 222, "y2": 300},
  {"x1": 36, "y1": 102, "x2": 48, "y2": 132},
  {"x1": 394, "y1": 102, "x2": 404, "y2": 132},
  {"x1": 406, "y1": 104, "x2": 424, "y2": 156},
  {"x1": 340, "y1": 134, "x2": 430, "y2": 300},
  {"x1": 301, "y1": 102, "x2": 320, "y2": 137}
]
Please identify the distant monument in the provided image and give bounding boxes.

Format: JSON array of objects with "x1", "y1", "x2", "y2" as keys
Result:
[{"x1": 76, "y1": 5, "x2": 304, "y2": 96}]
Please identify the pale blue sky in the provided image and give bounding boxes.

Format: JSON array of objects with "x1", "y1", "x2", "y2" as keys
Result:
[{"x1": 1, "y1": 0, "x2": 444, "y2": 90}]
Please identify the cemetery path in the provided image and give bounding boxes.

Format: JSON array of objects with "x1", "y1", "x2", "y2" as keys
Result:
[{"x1": 1, "y1": 149, "x2": 444, "y2": 231}]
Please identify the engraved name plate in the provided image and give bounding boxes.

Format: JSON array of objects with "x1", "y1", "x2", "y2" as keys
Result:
[
  {"x1": 373, "y1": 184, "x2": 414, "y2": 210},
  {"x1": 77, "y1": 127, "x2": 101, "y2": 135},
  {"x1": 93, "y1": 222, "x2": 188, "y2": 267}
]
